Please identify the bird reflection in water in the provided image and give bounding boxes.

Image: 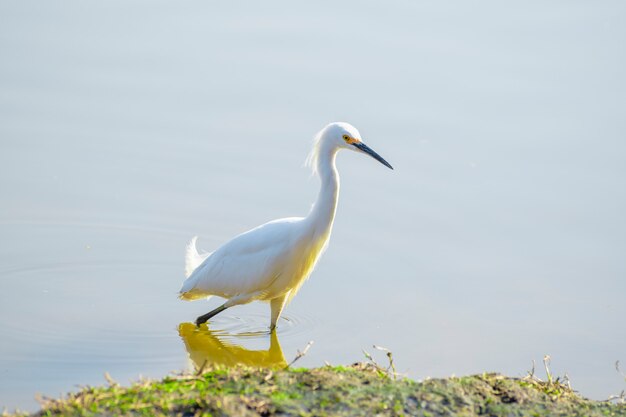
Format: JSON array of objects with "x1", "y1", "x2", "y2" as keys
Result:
[{"x1": 178, "y1": 323, "x2": 287, "y2": 370}]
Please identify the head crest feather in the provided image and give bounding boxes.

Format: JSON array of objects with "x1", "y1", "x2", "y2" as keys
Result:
[{"x1": 305, "y1": 128, "x2": 324, "y2": 175}]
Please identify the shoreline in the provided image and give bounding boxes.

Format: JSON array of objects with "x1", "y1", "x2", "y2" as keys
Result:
[{"x1": 6, "y1": 363, "x2": 625, "y2": 416}]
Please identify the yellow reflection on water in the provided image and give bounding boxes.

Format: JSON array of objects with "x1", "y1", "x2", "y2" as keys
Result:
[{"x1": 178, "y1": 323, "x2": 287, "y2": 369}]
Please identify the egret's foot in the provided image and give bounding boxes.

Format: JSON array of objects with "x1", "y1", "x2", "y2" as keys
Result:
[
  {"x1": 269, "y1": 323, "x2": 276, "y2": 333},
  {"x1": 195, "y1": 304, "x2": 227, "y2": 327}
]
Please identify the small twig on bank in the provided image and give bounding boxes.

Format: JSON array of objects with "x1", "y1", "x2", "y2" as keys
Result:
[
  {"x1": 285, "y1": 340, "x2": 314, "y2": 369},
  {"x1": 607, "y1": 391, "x2": 626, "y2": 404},
  {"x1": 104, "y1": 372, "x2": 119, "y2": 388},
  {"x1": 521, "y1": 355, "x2": 578, "y2": 401},
  {"x1": 362, "y1": 345, "x2": 400, "y2": 379},
  {"x1": 362, "y1": 349, "x2": 376, "y2": 366},
  {"x1": 563, "y1": 372, "x2": 572, "y2": 390},
  {"x1": 527, "y1": 359, "x2": 536, "y2": 380},
  {"x1": 543, "y1": 355, "x2": 553, "y2": 385},
  {"x1": 607, "y1": 361, "x2": 626, "y2": 404},
  {"x1": 34, "y1": 393, "x2": 51, "y2": 407},
  {"x1": 362, "y1": 348, "x2": 386, "y2": 374},
  {"x1": 373, "y1": 345, "x2": 397, "y2": 380}
]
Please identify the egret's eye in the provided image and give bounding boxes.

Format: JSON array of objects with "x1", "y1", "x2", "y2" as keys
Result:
[{"x1": 342, "y1": 135, "x2": 350, "y2": 142}]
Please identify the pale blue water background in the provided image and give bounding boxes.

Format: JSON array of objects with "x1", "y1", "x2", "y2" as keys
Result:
[{"x1": 1, "y1": 1, "x2": 625, "y2": 411}]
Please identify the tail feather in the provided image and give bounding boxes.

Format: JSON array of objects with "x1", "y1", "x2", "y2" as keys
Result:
[{"x1": 184, "y1": 236, "x2": 211, "y2": 278}]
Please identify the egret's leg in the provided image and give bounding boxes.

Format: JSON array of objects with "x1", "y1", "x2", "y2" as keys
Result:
[
  {"x1": 195, "y1": 304, "x2": 227, "y2": 326},
  {"x1": 195, "y1": 292, "x2": 264, "y2": 327},
  {"x1": 269, "y1": 294, "x2": 288, "y2": 331}
]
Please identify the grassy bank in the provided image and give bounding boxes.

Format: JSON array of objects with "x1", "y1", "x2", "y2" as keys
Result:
[{"x1": 7, "y1": 363, "x2": 625, "y2": 417}]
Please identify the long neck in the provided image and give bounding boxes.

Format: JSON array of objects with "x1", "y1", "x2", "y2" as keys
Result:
[{"x1": 306, "y1": 146, "x2": 340, "y2": 236}]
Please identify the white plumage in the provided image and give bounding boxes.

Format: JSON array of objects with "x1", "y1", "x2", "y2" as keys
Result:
[{"x1": 179, "y1": 122, "x2": 393, "y2": 330}]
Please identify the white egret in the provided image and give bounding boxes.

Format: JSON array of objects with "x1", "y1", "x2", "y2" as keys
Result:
[{"x1": 179, "y1": 122, "x2": 393, "y2": 330}]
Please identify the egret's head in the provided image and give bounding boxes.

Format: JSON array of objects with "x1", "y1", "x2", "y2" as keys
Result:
[{"x1": 307, "y1": 122, "x2": 393, "y2": 172}]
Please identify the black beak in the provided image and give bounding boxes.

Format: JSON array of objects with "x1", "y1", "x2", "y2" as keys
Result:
[{"x1": 353, "y1": 142, "x2": 394, "y2": 170}]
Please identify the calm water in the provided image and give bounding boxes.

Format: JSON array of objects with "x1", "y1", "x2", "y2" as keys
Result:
[{"x1": 1, "y1": 1, "x2": 625, "y2": 411}]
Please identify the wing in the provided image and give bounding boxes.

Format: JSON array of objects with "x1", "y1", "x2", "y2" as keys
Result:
[{"x1": 180, "y1": 218, "x2": 303, "y2": 299}]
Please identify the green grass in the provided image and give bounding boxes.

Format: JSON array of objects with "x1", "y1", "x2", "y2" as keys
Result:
[{"x1": 4, "y1": 364, "x2": 626, "y2": 417}]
